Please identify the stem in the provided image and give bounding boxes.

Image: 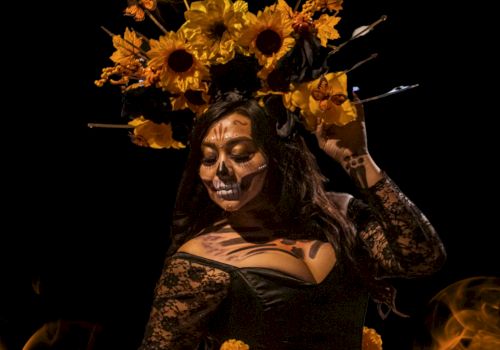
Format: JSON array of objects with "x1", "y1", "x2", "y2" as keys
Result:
[
  {"x1": 87, "y1": 123, "x2": 135, "y2": 129},
  {"x1": 294, "y1": 0, "x2": 302, "y2": 12},
  {"x1": 344, "y1": 53, "x2": 378, "y2": 74},
  {"x1": 145, "y1": 9, "x2": 168, "y2": 34},
  {"x1": 327, "y1": 15, "x2": 387, "y2": 57},
  {"x1": 352, "y1": 84, "x2": 419, "y2": 104}
]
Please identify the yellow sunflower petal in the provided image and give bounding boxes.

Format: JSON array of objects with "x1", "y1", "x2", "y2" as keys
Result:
[
  {"x1": 182, "y1": 0, "x2": 249, "y2": 64},
  {"x1": 147, "y1": 31, "x2": 209, "y2": 93},
  {"x1": 238, "y1": 5, "x2": 295, "y2": 69},
  {"x1": 170, "y1": 83, "x2": 210, "y2": 116},
  {"x1": 276, "y1": 0, "x2": 293, "y2": 18}
]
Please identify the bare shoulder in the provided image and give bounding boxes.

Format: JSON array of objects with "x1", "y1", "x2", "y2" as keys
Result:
[
  {"x1": 177, "y1": 237, "x2": 205, "y2": 256},
  {"x1": 177, "y1": 232, "x2": 231, "y2": 257},
  {"x1": 178, "y1": 231, "x2": 337, "y2": 284}
]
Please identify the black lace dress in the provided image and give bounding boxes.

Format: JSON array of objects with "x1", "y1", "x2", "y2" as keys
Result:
[{"x1": 139, "y1": 175, "x2": 445, "y2": 350}]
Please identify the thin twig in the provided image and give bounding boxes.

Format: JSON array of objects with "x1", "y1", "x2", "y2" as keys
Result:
[
  {"x1": 145, "y1": 9, "x2": 168, "y2": 34},
  {"x1": 294, "y1": 0, "x2": 302, "y2": 12},
  {"x1": 352, "y1": 84, "x2": 419, "y2": 104},
  {"x1": 327, "y1": 15, "x2": 387, "y2": 57},
  {"x1": 87, "y1": 123, "x2": 135, "y2": 129}
]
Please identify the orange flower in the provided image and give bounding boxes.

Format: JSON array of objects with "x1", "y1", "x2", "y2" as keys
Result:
[
  {"x1": 220, "y1": 339, "x2": 250, "y2": 350},
  {"x1": 362, "y1": 327, "x2": 383, "y2": 350}
]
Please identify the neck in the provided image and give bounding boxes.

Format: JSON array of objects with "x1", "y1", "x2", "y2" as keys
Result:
[{"x1": 226, "y1": 198, "x2": 283, "y2": 241}]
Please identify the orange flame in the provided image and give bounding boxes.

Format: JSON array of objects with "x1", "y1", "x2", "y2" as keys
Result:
[{"x1": 427, "y1": 276, "x2": 500, "y2": 350}]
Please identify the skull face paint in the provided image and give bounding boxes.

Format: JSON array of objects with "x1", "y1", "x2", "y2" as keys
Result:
[{"x1": 199, "y1": 113, "x2": 268, "y2": 212}]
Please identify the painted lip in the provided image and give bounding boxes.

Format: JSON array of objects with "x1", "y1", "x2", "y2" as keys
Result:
[{"x1": 213, "y1": 179, "x2": 241, "y2": 200}]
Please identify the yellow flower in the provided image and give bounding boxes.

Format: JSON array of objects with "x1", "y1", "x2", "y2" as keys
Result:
[
  {"x1": 110, "y1": 28, "x2": 143, "y2": 66},
  {"x1": 362, "y1": 327, "x2": 383, "y2": 350},
  {"x1": 182, "y1": 0, "x2": 250, "y2": 64},
  {"x1": 170, "y1": 82, "x2": 211, "y2": 117},
  {"x1": 128, "y1": 117, "x2": 185, "y2": 149},
  {"x1": 238, "y1": 5, "x2": 295, "y2": 72},
  {"x1": 147, "y1": 31, "x2": 210, "y2": 93},
  {"x1": 314, "y1": 14, "x2": 341, "y2": 47},
  {"x1": 220, "y1": 339, "x2": 250, "y2": 350},
  {"x1": 287, "y1": 72, "x2": 357, "y2": 130},
  {"x1": 124, "y1": 0, "x2": 157, "y2": 22}
]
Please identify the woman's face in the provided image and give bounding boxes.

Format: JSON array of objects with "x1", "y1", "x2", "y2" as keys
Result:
[{"x1": 199, "y1": 113, "x2": 268, "y2": 212}]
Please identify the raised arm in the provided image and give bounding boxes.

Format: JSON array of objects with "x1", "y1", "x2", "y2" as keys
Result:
[{"x1": 315, "y1": 103, "x2": 446, "y2": 277}]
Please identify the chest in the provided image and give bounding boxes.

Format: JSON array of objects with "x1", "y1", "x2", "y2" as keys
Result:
[{"x1": 179, "y1": 232, "x2": 336, "y2": 283}]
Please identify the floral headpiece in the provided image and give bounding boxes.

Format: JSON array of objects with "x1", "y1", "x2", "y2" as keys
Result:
[{"x1": 91, "y1": 0, "x2": 414, "y2": 149}]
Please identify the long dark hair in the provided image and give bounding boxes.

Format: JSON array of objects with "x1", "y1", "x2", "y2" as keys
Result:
[{"x1": 167, "y1": 95, "x2": 358, "y2": 265}]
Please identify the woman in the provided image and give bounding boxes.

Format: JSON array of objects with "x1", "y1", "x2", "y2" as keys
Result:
[{"x1": 138, "y1": 94, "x2": 446, "y2": 350}]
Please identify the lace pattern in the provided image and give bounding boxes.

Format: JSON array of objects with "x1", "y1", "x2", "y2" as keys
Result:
[
  {"x1": 139, "y1": 257, "x2": 230, "y2": 350},
  {"x1": 349, "y1": 173, "x2": 446, "y2": 278}
]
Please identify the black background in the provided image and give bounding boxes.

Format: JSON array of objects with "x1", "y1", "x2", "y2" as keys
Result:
[{"x1": 3, "y1": 1, "x2": 498, "y2": 349}]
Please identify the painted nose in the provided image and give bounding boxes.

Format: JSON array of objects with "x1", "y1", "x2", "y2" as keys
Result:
[{"x1": 216, "y1": 161, "x2": 231, "y2": 180}]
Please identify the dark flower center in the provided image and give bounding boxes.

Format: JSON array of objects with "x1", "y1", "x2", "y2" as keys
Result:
[
  {"x1": 209, "y1": 22, "x2": 228, "y2": 40},
  {"x1": 256, "y1": 29, "x2": 282, "y2": 55},
  {"x1": 185, "y1": 90, "x2": 206, "y2": 105},
  {"x1": 168, "y1": 50, "x2": 194, "y2": 72}
]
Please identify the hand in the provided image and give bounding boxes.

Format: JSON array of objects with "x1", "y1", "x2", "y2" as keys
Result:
[
  {"x1": 314, "y1": 102, "x2": 368, "y2": 164},
  {"x1": 314, "y1": 101, "x2": 382, "y2": 188}
]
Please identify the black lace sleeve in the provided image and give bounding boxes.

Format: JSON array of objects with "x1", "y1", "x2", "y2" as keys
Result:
[
  {"x1": 139, "y1": 256, "x2": 230, "y2": 350},
  {"x1": 348, "y1": 173, "x2": 446, "y2": 278}
]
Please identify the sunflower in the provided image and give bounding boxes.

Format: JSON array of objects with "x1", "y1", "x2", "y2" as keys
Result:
[
  {"x1": 170, "y1": 82, "x2": 210, "y2": 117},
  {"x1": 287, "y1": 72, "x2": 357, "y2": 130},
  {"x1": 128, "y1": 116, "x2": 185, "y2": 149},
  {"x1": 238, "y1": 5, "x2": 295, "y2": 72},
  {"x1": 182, "y1": 0, "x2": 250, "y2": 64},
  {"x1": 147, "y1": 31, "x2": 210, "y2": 93},
  {"x1": 110, "y1": 28, "x2": 144, "y2": 66}
]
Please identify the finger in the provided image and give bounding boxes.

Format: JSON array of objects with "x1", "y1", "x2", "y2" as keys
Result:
[{"x1": 315, "y1": 117, "x2": 324, "y2": 136}]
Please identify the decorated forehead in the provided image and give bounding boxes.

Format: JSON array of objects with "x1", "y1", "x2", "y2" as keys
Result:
[
  {"x1": 204, "y1": 114, "x2": 252, "y2": 143},
  {"x1": 91, "y1": 0, "x2": 417, "y2": 149}
]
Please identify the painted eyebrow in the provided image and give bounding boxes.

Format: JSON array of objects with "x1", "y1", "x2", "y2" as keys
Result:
[{"x1": 201, "y1": 136, "x2": 255, "y2": 148}]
